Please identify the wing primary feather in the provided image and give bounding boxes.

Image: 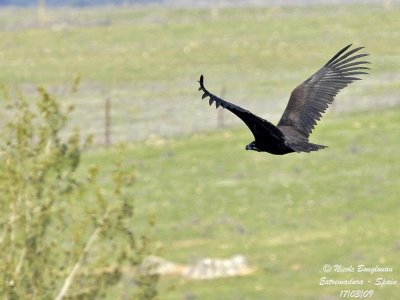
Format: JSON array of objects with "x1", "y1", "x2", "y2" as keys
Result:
[
  {"x1": 337, "y1": 61, "x2": 371, "y2": 69},
  {"x1": 324, "y1": 44, "x2": 352, "y2": 66},
  {"x1": 209, "y1": 97, "x2": 215, "y2": 106},
  {"x1": 199, "y1": 75, "x2": 204, "y2": 85},
  {"x1": 328, "y1": 46, "x2": 364, "y2": 66},
  {"x1": 340, "y1": 71, "x2": 369, "y2": 76},
  {"x1": 331, "y1": 53, "x2": 369, "y2": 68},
  {"x1": 340, "y1": 66, "x2": 370, "y2": 72}
]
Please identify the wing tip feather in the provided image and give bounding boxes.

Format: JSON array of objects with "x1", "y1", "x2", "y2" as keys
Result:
[{"x1": 198, "y1": 75, "x2": 205, "y2": 90}]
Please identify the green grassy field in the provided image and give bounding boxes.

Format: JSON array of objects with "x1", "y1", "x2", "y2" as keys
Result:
[
  {"x1": 1, "y1": 3, "x2": 399, "y2": 299},
  {"x1": 0, "y1": 4, "x2": 399, "y2": 142},
  {"x1": 0, "y1": 4, "x2": 399, "y2": 89},
  {"x1": 84, "y1": 107, "x2": 400, "y2": 299}
]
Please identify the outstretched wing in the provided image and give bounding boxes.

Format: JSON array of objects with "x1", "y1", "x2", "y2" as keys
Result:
[
  {"x1": 198, "y1": 75, "x2": 284, "y2": 142},
  {"x1": 277, "y1": 44, "x2": 370, "y2": 139}
]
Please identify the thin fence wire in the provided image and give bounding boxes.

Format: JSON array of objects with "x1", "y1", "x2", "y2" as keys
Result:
[{"x1": 63, "y1": 87, "x2": 400, "y2": 146}]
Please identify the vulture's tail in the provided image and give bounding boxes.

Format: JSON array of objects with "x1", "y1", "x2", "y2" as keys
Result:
[{"x1": 289, "y1": 141, "x2": 327, "y2": 153}]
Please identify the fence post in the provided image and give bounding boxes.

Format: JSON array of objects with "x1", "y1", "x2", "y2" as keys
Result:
[
  {"x1": 211, "y1": 0, "x2": 219, "y2": 19},
  {"x1": 38, "y1": 0, "x2": 47, "y2": 24},
  {"x1": 105, "y1": 97, "x2": 111, "y2": 146}
]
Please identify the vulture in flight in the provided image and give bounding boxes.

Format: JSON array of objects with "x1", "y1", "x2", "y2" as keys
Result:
[{"x1": 198, "y1": 44, "x2": 369, "y2": 155}]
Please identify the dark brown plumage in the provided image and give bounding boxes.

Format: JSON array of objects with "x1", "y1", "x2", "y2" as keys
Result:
[{"x1": 198, "y1": 44, "x2": 369, "y2": 155}]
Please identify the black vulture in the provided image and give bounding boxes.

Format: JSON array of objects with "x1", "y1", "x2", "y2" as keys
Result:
[{"x1": 198, "y1": 44, "x2": 369, "y2": 155}]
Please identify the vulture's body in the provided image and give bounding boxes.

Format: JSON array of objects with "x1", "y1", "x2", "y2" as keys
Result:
[{"x1": 198, "y1": 44, "x2": 369, "y2": 155}]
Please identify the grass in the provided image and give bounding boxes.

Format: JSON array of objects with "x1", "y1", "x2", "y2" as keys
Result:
[
  {"x1": 83, "y1": 107, "x2": 400, "y2": 299},
  {"x1": 0, "y1": 5, "x2": 399, "y2": 88}
]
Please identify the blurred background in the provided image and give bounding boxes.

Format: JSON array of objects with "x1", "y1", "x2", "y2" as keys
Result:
[
  {"x1": 0, "y1": 0, "x2": 399, "y2": 299},
  {"x1": 0, "y1": 0, "x2": 399, "y2": 144}
]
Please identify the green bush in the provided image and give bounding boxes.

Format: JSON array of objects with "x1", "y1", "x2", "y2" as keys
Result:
[{"x1": 0, "y1": 86, "x2": 158, "y2": 299}]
